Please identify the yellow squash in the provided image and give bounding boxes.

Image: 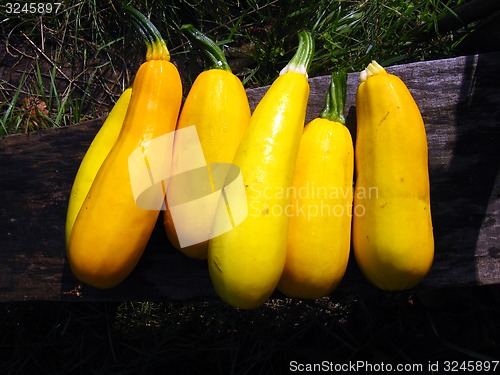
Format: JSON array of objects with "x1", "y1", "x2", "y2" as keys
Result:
[
  {"x1": 65, "y1": 87, "x2": 132, "y2": 247},
  {"x1": 163, "y1": 25, "x2": 251, "y2": 259},
  {"x1": 353, "y1": 60, "x2": 434, "y2": 290},
  {"x1": 207, "y1": 31, "x2": 314, "y2": 309},
  {"x1": 67, "y1": 7, "x2": 182, "y2": 288},
  {"x1": 279, "y1": 72, "x2": 353, "y2": 299}
]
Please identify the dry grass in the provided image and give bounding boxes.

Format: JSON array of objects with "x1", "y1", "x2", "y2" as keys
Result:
[{"x1": 1, "y1": 0, "x2": 474, "y2": 134}]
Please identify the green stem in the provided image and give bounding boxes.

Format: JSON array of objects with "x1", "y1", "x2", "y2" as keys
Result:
[
  {"x1": 319, "y1": 71, "x2": 347, "y2": 125},
  {"x1": 122, "y1": 5, "x2": 170, "y2": 61},
  {"x1": 279, "y1": 30, "x2": 314, "y2": 77},
  {"x1": 181, "y1": 24, "x2": 231, "y2": 71}
]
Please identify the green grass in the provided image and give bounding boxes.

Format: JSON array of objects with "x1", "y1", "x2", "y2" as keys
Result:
[
  {"x1": 1, "y1": 0, "x2": 472, "y2": 135},
  {"x1": 1, "y1": 1, "x2": 499, "y2": 373}
]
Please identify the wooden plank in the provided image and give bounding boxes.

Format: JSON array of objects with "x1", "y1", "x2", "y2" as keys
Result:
[{"x1": 0, "y1": 52, "x2": 499, "y2": 302}]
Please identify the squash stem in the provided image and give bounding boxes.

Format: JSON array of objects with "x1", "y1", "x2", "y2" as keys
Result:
[
  {"x1": 279, "y1": 30, "x2": 314, "y2": 77},
  {"x1": 181, "y1": 24, "x2": 231, "y2": 71},
  {"x1": 320, "y1": 71, "x2": 347, "y2": 125},
  {"x1": 123, "y1": 5, "x2": 170, "y2": 62},
  {"x1": 359, "y1": 60, "x2": 386, "y2": 82}
]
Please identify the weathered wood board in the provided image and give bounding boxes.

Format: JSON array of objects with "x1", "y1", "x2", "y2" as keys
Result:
[{"x1": 1, "y1": 52, "x2": 499, "y2": 302}]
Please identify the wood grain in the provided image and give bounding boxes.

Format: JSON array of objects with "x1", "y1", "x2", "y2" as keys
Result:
[{"x1": 1, "y1": 52, "x2": 499, "y2": 301}]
